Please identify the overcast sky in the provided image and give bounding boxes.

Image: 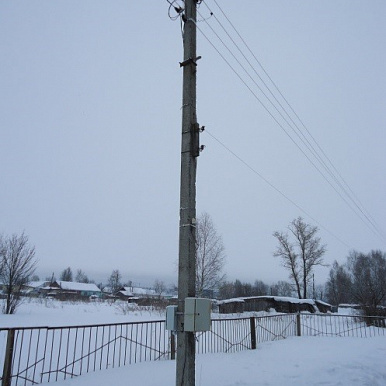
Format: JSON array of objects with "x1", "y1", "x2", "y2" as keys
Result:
[{"x1": 1, "y1": 1, "x2": 385, "y2": 288}]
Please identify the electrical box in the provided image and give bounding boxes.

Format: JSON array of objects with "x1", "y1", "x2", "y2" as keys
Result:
[
  {"x1": 165, "y1": 305, "x2": 178, "y2": 331},
  {"x1": 184, "y1": 298, "x2": 211, "y2": 332}
]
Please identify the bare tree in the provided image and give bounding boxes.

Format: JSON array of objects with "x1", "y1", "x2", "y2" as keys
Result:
[
  {"x1": 270, "y1": 280, "x2": 294, "y2": 297},
  {"x1": 325, "y1": 260, "x2": 353, "y2": 306},
  {"x1": 154, "y1": 279, "x2": 166, "y2": 298},
  {"x1": 273, "y1": 230, "x2": 302, "y2": 298},
  {"x1": 46, "y1": 273, "x2": 56, "y2": 282},
  {"x1": 108, "y1": 269, "x2": 122, "y2": 294},
  {"x1": 75, "y1": 269, "x2": 89, "y2": 283},
  {"x1": 0, "y1": 233, "x2": 37, "y2": 314},
  {"x1": 314, "y1": 284, "x2": 325, "y2": 301},
  {"x1": 195, "y1": 213, "x2": 226, "y2": 297},
  {"x1": 218, "y1": 281, "x2": 235, "y2": 300},
  {"x1": 274, "y1": 217, "x2": 326, "y2": 299},
  {"x1": 60, "y1": 267, "x2": 73, "y2": 282},
  {"x1": 350, "y1": 250, "x2": 386, "y2": 315},
  {"x1": 252, "y1": 280, "x2": 268, "y2": 296},
  {"x1": 233, "y1": 279, "x2": 245, "y2": 298}
]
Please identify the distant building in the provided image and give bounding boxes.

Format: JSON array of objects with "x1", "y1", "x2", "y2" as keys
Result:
[
  {"x1": 116, "y1": 286, "x2": 157, "y2": 301},
  {"x1": 217, "y1": 296, "x2": 332, "y2": 314},
  {"x1": 24, "y1": 280, "x2": 102, "y2": 300},
  {"x1": 22, "y1": 281, "x2": 60, "y2": 296},
  {"x1": 56, "y1": 281, "x2": 102, "y2": 299}
]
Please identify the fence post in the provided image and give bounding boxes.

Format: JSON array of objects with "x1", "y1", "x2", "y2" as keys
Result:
[
  {"x1": 170, "y1": 332, "x2": 176, "y2": 360},
  {"x1": 2, "y1": 329, "x2": 15, "y2": 386},
  {"x1": 249, "y1": 317, "x2": 256, "y2": 350},
  {"x1": 296, "y1": 313, "x2": 301, "y2": 337}
]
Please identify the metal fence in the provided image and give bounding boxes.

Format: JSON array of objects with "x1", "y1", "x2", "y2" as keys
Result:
[
  {"x1": 1, "y1": 313, "x2": 385, "y2": 386},
  {"x1": 299, "y1": 313, "x2": 386, "y2": 337},
  {"x1": 196, "y1": 313, "x2": 298, "y2": 354},
  {"x1": 0, "y1": 320, "x2": 169, "y2": 386}
]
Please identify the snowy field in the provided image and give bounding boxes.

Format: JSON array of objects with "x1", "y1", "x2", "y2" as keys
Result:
[
  {"x1": 0, "y1": 298, "x2": 166, "y2": 328},
  {"x1": 49, "y1": 336, "x2": 386, "y2": 386},
  {"x1": 1, "y1": 299, "x2": 385, "y2": 386}
]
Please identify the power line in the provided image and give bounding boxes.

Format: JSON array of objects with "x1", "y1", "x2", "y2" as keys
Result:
[
  {"x1": 196, "y1": 7, "x2": 346, "y2": 186},
  {"x1": 206, "y1": 0, "x2": 385, "y2": 242},
  {"x1": 199, "y1": 3, "x2": 347, "y2": 185},
  {"x1": 166, "y1": 0, "x2": 184, "y2": 21},
  {"x1": 204, "y1": 129, "x2": 352, "y2": 249},
  {"x1": 194, "y1": 2, "x2": 386, "y2": 243},
  {"x1": 193, "y1": 19, "x2": 383, "y2": 242}
]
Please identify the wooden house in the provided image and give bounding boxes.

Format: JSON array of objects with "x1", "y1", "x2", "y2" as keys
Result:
[
  {"x1": 116, "y1": 286, "x2": 157, "y2": 302},
  {"x1": 41, "y1": 281, "x2": 102, "y2": 300}
]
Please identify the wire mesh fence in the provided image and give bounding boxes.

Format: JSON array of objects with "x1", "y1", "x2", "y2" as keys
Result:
[
  {"x1": 299, "y1": 313, "x2": 386, "y2": 338},
  {"x1": 196, "y1": 317, "x2": 252, "y2": 354},
  {"x1": 1, "y1": 313, "x2": 385, "y2": 386},
  {"x1": 0, "y1": 320, "x2": 169, "y2": 386}
]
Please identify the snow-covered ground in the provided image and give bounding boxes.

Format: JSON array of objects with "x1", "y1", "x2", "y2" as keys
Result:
[
  {"x1": 44, "y1": 336, "x2": 386, "y2": 386},
  {"x1": 0, "y1": 298, "x2": 279, "y2": 328},
  {"x1": 1, "y1": 299, "x2": 385, "y2": 386},
  {"x1": 0, "y1": 298, "x2": 166, "y2": 328}
]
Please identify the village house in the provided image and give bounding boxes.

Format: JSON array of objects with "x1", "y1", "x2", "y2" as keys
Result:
[
  {"x1": 22, "y1": 281, "x2": 61, "y2": 296},
  {"x1": 115, "y1": 286, "x2": 158, "y2": 302},
  {"x1": 23, "y1": 280, "x2": 102, "y2": 300},
  {"x1": 54, "y1": 281, "x2": 102, "y2": 299}
]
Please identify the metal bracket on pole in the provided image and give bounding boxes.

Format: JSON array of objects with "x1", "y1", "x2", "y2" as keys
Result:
[
  {"x1": 179, "y1": 56, "x2": 201, "y2": 67},
  {"x1": 191, "y1": 123, "x2": 204, "y2": 157}
]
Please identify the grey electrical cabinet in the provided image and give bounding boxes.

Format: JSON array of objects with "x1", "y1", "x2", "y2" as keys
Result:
[
  {"x1": 165, "y1": 305, "x2": 178, "y2": 331},
  {"x1": 184, "y1": 298, "x2": 211, "y2": 332}
]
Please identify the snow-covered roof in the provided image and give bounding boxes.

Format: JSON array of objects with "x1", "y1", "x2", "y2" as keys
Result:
[
  {"x1": 134, "y1": 287, "x2": 156, "y2": 295},
  {"x1": 120, "y1": 286, "x2": 156, "y2": 296},
  {"x1": 339, "y1": 303, "x2": 360, "y2": 308},
  {"x1": 217, "y1": 298, "x2": 245, "y2": 305},
  {"x1": 26, "y1": 281, "x2": 49, "y2": 288},
  {"x1": 270, "y1": 296, "x2": 315, "y2": 305},
  {"x1": 57, "y1": 281, "x2": 101, "y2": 292},
  {"x1": 118, "y1": 290, "x2": 134, "y2": 297},
  {"x1": 218, "y1": 296, "x2": 317, "y2": 305},
  {"x1": 315, "y1": 299, "x2": 332, "y2": 307}
]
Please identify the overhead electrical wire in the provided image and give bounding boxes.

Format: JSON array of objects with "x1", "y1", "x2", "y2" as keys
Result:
[
  {"x1": 206, "y1": 0, "x2": 384, "y2": 241},
  {"x1": 199, "y1": 3, "x2": 384, "y2": 242},
  {"x1": 195, "y1": 8, "x2": 360, "y2": 205},
  {"x1": 200, "y1": 3, "x2": 349, "y2": 187},
  {"x1": 193, "y1": 0, "x2": 386, "y2": 244},
  {"x1": 205, "y1": 129, "x2": 352, "y2": 249},
  {"x1": 192, "y1": 16, "x2": 378, "y2": 238},
  {"x1": 166, "y1": 0, "x2": 185, "y2": 26}
]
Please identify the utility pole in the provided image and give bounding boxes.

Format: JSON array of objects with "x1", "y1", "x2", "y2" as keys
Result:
[
  {"x1": 312, "y1": 273, "x2": 315, "y2": 299},
  {"x1": 176, "y1": 0, "x2": 199, "y2": 385}
]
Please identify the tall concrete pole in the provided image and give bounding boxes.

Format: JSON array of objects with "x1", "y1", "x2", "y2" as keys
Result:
[{"x1": 176, "y1": 0, "x2": 198, "y2": 385}]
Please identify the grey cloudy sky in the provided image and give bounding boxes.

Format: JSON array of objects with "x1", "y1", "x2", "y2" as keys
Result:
[{"x1": 1, "y1": 1, "x2": 385, "y2": 287}]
